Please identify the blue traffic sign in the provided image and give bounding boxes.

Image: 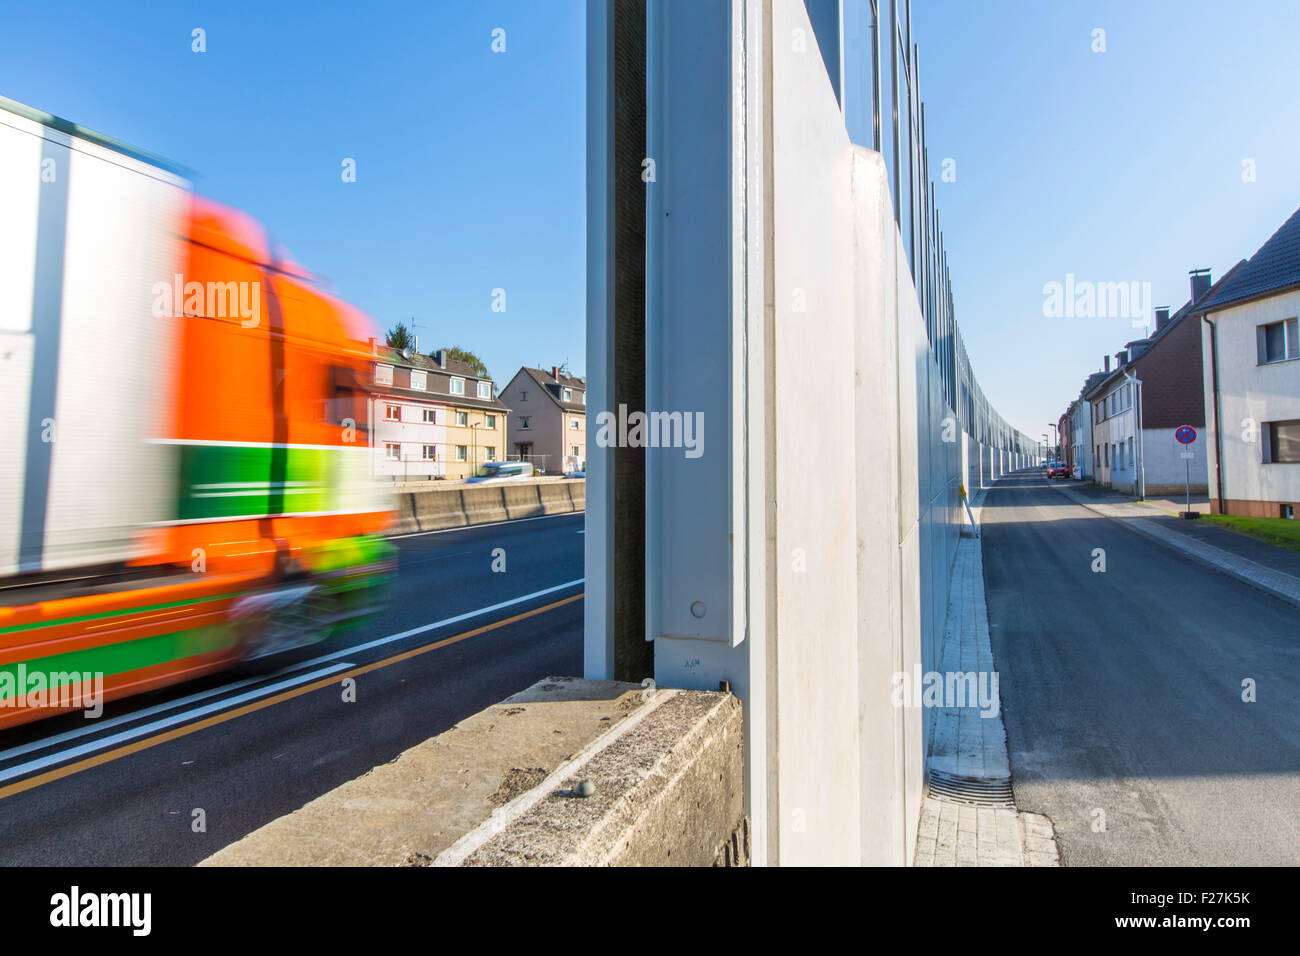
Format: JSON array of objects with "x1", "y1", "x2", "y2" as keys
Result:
[{"x1": 1175, "y1": 425, "x2": 1197, "y2": 445}]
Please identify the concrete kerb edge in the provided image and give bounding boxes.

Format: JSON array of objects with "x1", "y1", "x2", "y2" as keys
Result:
[
  {"x1": 1047, "y1": 482, "x2": 1300, "y2": 610},
  {"x1": 432, "y1": 688, "x2": 682, "y2": 866}
]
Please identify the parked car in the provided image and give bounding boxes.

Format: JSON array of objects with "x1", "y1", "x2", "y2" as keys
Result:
[
  {"x1": 1046, "y1": 459, "x2": 1069, "y2": 479},
  {"x1": 466, "y1": 460, "x2": 535, "y2": 484}
]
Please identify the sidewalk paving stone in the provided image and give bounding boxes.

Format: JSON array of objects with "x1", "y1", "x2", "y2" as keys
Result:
[
  {"x1": 1049, "y1": 482, "x2": 1300, "y2": 607},
  {"x1": 915, "y1": 496, "x2": 1060, "y2": 867}
]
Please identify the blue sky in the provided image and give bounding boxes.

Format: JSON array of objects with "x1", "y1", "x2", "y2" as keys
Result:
[
  {"x1": 1, "y1": 0, "x2": 586, "y2": 386},
  {"x1": 911, "y1": 0, "x2": 1300, "y2": 437},
  {"x1": 3, "y1": 1, "x2": 1298, "y2": 437}
]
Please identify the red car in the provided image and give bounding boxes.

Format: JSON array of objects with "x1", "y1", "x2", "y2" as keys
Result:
[{"x1": 1046, "y1": 459, "x2": 1069, "y2": 479}]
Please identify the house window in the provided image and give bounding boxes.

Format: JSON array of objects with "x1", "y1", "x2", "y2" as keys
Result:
[
  {"x1": 421, "y1": 445, "x2": 437, "y2": 460},
  {"x1": 455, "y1": 445, "x2": 468, "y2": 462},
  {"x1": 1263, "y1": 420, "x2": 1300, "y2": 463},
  {"x1": 456, "y1": 411, "x2": 468, "y2": 427},
  {"x1": 485, "y1": 414, "x2": 496, "y2": 429},
  {"x1": 385, "y1": 404, "x2": 400, "y2": 421},
  {"x1": 570, "y1": 419, "x2": 579, "y2": 430},
  {"x1": 422, "y1": 409, "x2": 437, "y2": 423},
  {"x1": 385, "y1": 443, "x2": 400, "y2": 460},
  {"x1": 1127, "y1": 437, "x2": 1133, "y2": 469},
  {"x1": 1258, "y1": 318, "x2": 1299, "y2": 364},
  {"x1": 1104, "y1": 444, "x2": 1109, "y2": 466},
  {"x1": 581, "y1": 391, "x2": 586, "y2": 405},
  {"x1": 477, "y1": 381, "x2": 491, "y2": 399},
  {"x1": 521, "y1": 416, "x2": 531, "y2": 429},
  {"x1": 450, "y1": 378, "x2": 465, "y2": 395},
  {"x1": 562, "y1": 387, "x2": 572, "y2": 402},
  {"x1": 521, "y1": 390, "x2": 527, "y2": 400},
  {"x1": 374, "y1": 364, "x2": 394, "y2": 386},
  {"x1": 571, "y1": 445, "x2": 580, "y2": 457},
  {"x1": 410, "y1": 369, "x2": 427, "y2": 391},
  {"x1": 485, "y1": 446, "x2": 496, "y2": 461}
]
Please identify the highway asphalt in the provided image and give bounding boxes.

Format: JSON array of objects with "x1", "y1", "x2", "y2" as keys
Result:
[
  {"x1": 981, "y1": 472, "x2": 1300, "y2": 865},
  {"x1": 0, "y1": 512, "x2": 584, "y2": 866}
]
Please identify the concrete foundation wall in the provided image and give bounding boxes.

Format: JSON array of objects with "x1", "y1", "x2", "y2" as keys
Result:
[
  {"x1": 389, "y1": 479, "x2": 584, "y2": 535},
  {"x1": 200, "y1": 679, "x2": 745, "y2": 868}
]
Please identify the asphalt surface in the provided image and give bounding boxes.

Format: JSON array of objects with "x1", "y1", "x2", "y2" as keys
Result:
[
  {"x1": 981, "y1": 471, "x2": 1300, "y2": 865},
  {"x1": 0, "y1": 513, "x2": 584, "y2": 866}
]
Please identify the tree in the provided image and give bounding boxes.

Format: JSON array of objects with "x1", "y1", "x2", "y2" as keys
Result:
[
  {"x1": 386, "y1": 320, "x2": 415, "y2": 352},
  {"x1": 437, "y1": 346, "x2": 491, "y2": 381}
]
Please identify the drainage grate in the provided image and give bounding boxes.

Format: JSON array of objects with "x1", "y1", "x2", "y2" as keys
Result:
[{"x1": 927, "y1": 770, "x2": 1015, "y2": 808}]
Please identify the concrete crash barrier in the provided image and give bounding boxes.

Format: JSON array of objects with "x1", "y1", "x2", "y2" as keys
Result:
[
  {"x1": 199, "y1": 677, "x2": 744, "y2": 867},
  {"x1": 388, "y1": 478, "x2": 585, "y2": 534}
]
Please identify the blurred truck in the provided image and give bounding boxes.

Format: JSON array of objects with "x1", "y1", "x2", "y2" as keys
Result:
[{"x1": 0, "y1": 96, "x2": 395, "y2": 729}]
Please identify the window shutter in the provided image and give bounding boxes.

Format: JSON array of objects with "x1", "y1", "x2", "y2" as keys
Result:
[{"x1": 1288, "y1": 319, "x2": 1299, "y2": 360}]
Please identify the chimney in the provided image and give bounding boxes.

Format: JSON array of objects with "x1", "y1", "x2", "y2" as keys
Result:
[
  {"x1": 1104, "y1": 355, "x2": 1111, "y2": 372},
  {"x1": 1154, "y1": 307, "x2": 1171, "y2": 333},
  {"x1": 552, "y1": 365, "x2": 561, "y2": 381},
  {"x1": 434, "y1": 349, "x2": 446, "y2": 368},
  {"x1": 1189, "y1": 267, "x2": 1212, "y2": 303},
  {"x1": 368, "y1": 336, "x2": 376, "y2": 355}
]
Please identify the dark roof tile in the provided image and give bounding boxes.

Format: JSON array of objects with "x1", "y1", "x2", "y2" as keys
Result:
[{"x1": 1196, "y1": 204, "x2": 1300, "y2": 312}]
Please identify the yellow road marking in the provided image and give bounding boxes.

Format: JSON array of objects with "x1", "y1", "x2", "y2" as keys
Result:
[{"x1": 0, "y1": 592, "x2": 583, "y2": 801}]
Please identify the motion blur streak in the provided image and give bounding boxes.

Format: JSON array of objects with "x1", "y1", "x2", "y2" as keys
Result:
[{"x1": 0, "y1": 96, "x2": 395, "y2": 729}]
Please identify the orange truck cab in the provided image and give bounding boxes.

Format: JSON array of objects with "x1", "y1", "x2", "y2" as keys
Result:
[{"x1": 0, "y1": 98, "x2": 394, "y2": 729}]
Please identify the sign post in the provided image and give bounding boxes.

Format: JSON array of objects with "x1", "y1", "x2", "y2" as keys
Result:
[{"x1": 1175, "y1": 425, "x2": 1197, "y2": 518}]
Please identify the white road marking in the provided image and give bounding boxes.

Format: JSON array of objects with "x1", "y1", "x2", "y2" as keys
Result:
[
  {"x1": 0, "y1": 657, "x2": 352, "y2": 765},
  {"x1": 306, "y1": 577, "x2": 585, "y2": 666},
  {"x1": 2, "y1": 577, "x2": 585, "y2": 782},
  {"x1": 0, "y1": 662, "x2": 354, "y2": 784}
]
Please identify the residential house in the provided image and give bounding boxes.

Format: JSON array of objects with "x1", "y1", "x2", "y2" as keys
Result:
[
  {"x1": 498, "y1": 366, "x2": 587, "y2": 475},
  {"x1": 370, "y1": 346, "x2": 510, "y2": 480},
  {"x1": 1085, "y1": 266, "x2": 1242, "y2": 496},
  {"x1": 1057, "y1": 370, "x2": 1107, "y2": 480},
  {"x1": 1195, "y1": 204, "x2": 1300, "y2": 518}
]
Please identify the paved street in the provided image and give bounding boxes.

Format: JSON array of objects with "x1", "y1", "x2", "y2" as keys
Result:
[
  {"x1": 0, "y1": 514, "x2": 584, "y2": 866},
  {"x1": 981, "y1": 472, "x2": 1300, "y2": 866}
]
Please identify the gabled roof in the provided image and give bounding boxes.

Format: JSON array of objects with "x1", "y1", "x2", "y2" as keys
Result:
[
  {"x1": 1082, "y1": 261, "x2": 1247, "y2": 402},
  {"x1": 372, "y1": 381, "x2": 508, "y2": 412},
  {"x1": 372, "y1": 346, "x2": 508, "y2": 410},
  {"x1": 507, "y1": 367, "x2": 587, "y2": 414},
  {"x1": 374, "y1": 346, "x2": 492, "y2": 383},
  {"x1": 1195, "y1": 204, "x2": 1300, "y2": 312}
]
